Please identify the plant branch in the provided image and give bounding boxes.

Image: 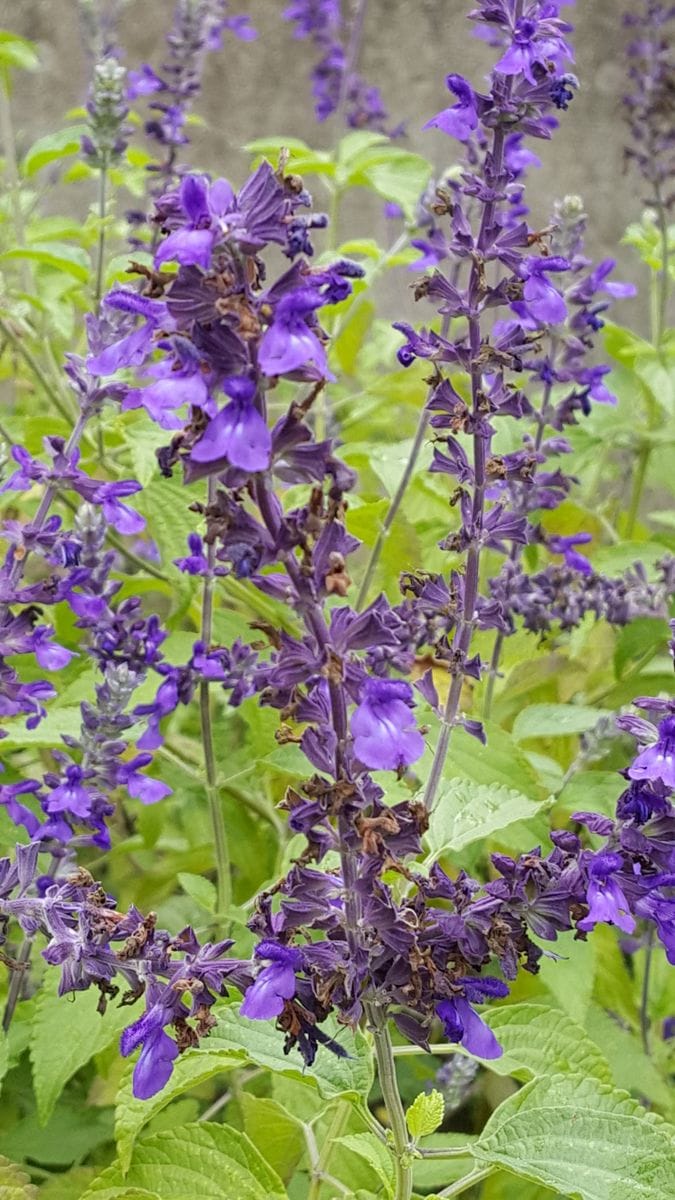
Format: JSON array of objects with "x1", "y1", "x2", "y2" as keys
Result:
[
  {"x1": 438, "y1": 1164, "x2": 494, "y2": 1197},
  {"x1": 200, "y1": 477, "x2": 232, "y2": 925},
  {"x1": 368, "y1": 1004, "x2": 413, "y2": 1200},
  {"x1": 640, "y1": 925, "x2": 655, "y2": 1056}
]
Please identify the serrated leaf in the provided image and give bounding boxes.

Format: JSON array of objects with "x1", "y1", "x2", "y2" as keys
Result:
[
  {"x1": 426, "y1": 779, "x2": 551, "y2": 856},
  {"x1": 21, "y1": 125, "x2": 87, "y2": 176},
  {"x1": 114, "y1": 1051, "x2": 244, "y2": 1171},
  {"x1": 177, "y1": 871, "x2": 217, "y2": 913},
  {"x1": 83, "y1": 1122, "x2": 287, "y2": 1199},
  {"x1": 512, "y1": 704, "x2": 610, "y2": 742},
  {"x1": 0, "y1": 1154, "x2": 38, "y2": 1199},
  {"x1": 31, "y1": 967, "x2": 132, "y2": 1125},
  {"x1": 239, "y1": 1094, "x2": 304, "y2": 1183},
  {"x1": 406, "y1": 1089, "x2": 445, "y2": 1139},
  {"x1": 207, "y1": 1006, "x2": 374, "y2": 1099},
  {"x1": 334, "y1": 1134, "x2": 395, "y2": 1195},
  {"x1": 473, "y1": 1074, "x2": 675, "y2": 1200},
  {"x1": 481, "y1": 1003, "x2": 612, "y2": 1083}
]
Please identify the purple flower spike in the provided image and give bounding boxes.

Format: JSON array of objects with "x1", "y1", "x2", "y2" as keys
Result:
[
  {"x1": 240, "y1": 942, "x2": 303, "y2": 1020},
  {"x1": 519, "y1": 256, "x2": 570, "y2": 325},
  {"x1": 121, "y1": 1007, "x2": 180, "y2": 1100},
  {"x1": 351, "y1": 678, "x2": 425, "y2": 771},
  {"x1": 629, "y1": 716, "x2": 675, "y2": 790},
  {"x1": 258, "y1": 290, "x2": 330, "y2": 378}
]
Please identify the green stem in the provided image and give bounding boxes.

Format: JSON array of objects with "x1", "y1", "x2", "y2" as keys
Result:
[
  {"x1": 200, "y1": 478, "x2": 232, "y2": 925},
  {"x1": 368, "y1": 1005, "x2": 413, "y2": 1200},
  {"x1": 439, "y1": 1165, "x2": 494, "y2": 1197},
  {"x1": 653, "y1": 183, "x2": 671, "y2": 349},
  {"x1": 307, "y1": 1103, "x2": 351, "y2": 1200},
  {"x1": 640, "y1": 926, "x2": 655, "y2": 1056},
  {"x1": 356, "y1": 404, "x2": 429, "y2": 609},
  {"x1": 94, "y1": 164, "x2": 108, "y2": 307},
  {"x1": 0, "y1": 315, "x2": 76, "y2": 425},
  {"x1": 625, "y1": 441, "x2": 650, "y2": 537}
]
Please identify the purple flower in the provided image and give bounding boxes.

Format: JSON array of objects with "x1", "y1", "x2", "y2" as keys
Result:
[
  {"x1": 240, "y1": 941, "x2": 304, "y2": 1020},
  {"x1": 629, "y1": 716, "x2": 675, "y2": 790},
  {"x1": 518, "y1": 256, "x2": 570, "y2": 324},
  {"x1": 423, "y1": 74, "x2": 479, "y2": 142},
  {"x1": 578, "y1": 852, "x2": 636, "y2": 935},
  {"x1": 190, "y1": 378, "x2": 271, "y2": 472},
  {"x1": 351, "y1": 678, "x2": 424, "y2": 771},
  {"x1": 548, "y1": 532, "x2": 593, "y2": 575},
  {"x1": 120, "y1": 1005, "x2": 180, "y2": 1100},
  {"x1": 436, "y1": 978, "x2": 508, "y2": 1059},
  {"x1": 258, "y1": 290, "x2": 330, "y2": 378},
  {"x1": 155, "y1": 174, "x2": 235, "y2": 268}
]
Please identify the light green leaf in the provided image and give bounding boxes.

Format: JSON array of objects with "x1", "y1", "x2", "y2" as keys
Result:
[
  {"x1": 177, "y1": 871, "x2": 217, "y2": 913},
  {"x1": 239, "y1": 1094, "x2": 305, "y2": 1183},
  {"x1": 0, "y1": 241, "x2": 90, "y2": 282},
  {"x1": 537, "y1": 933, "x2": 596, "y2": 1024},
  {"x1": 0, "y1": 31, "x2": 39, "y2": 72},
  {"x1": 426, "y1": 779, "x2": 551, "y2": 856},
  {"x1": 115, "y1": 1051, "x2": 244, "y2": 1171},
  {"x1": 37, "y1": 1167, "x2": 97, "y2": 1200},
  {"x1": 481, "y1": 1003, "x2": 612, "y2": 1083},
  {"x1": 31, "y1": 967, "x2": 133, "y2": 1125},
  {"x1": 0, "y1": 1031, "x2": 9, "y2": 1093},
  {"x1": 512, "y1": 704, "x2": 610, "y2": 742},
  {"x1": 473, "y1": 1074, "x2": 675, "y2": 1200},
  {"x1": 83, "y1": 1122, "x2": 287, "y2": 1200},
  {"x1": 21, "y1": 125, "x2": 88, "y2": 176},
  {"x1": 406, "y1": 1089, "x2": 445, "y2": 1140},
  {"x1": 334, "y1": 1133, "x2": 395, "y2": 1195},
  {"x1": 556, "y1": 771, "x2": 625, "y2": 819},
  {"x1": 0, "y1": 1154, "x2": 38, "y2": 1199},
  {"x1": 208, "y1": 1007, "x2": 374, "y2": 1100}
]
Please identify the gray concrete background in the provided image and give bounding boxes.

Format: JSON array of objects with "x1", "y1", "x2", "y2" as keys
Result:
[{"x1": 0, "y1": 0, "x2": 649, "y2": 326}]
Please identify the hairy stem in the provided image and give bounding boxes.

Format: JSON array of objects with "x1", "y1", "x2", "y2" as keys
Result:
[
  {"x1": 625, "y1": 440, "x2": 650, "y2": 538},
  {"x1": 653, "y1": 182, "x2": 671, "y2": 349},
  {"x1": 368, "y1": 1004, "x2": 413, "y2": 1200},
  {"x1": 200, "y1": 477, "x2": 232, "y2": 923}
]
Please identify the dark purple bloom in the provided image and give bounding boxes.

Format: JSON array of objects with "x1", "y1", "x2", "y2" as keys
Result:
[
  {"x1": 120, "y1": 1004, "x2": 180, "y2": 1100},
  {"x1": 191, "y1": 378, "x2": 271, "y2": 472},
  {"x1": 351, "y1": 678, "x2": 424, "y2": 771},
  {"x1": 258, "y1": 290, "x2": 330, "y2": 378},
  {"x1": 436, "y1": 978, "x2": 508, "y2": 1059},
  {"x1": 548, "y1": 532, "x2": 593, "y2": 575}
]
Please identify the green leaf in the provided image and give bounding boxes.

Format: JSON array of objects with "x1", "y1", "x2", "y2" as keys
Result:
[
  {"x1": 406, "y1": 1089, "x2": 445, "y2": 1140},
  {"x1": 537, "y1": 933, "x2": 596, "y2": 1024},
  {"x1": 239, "y1": 1094, "x2": 305, "y2": 1183},
  {"x1": 38, "y1": 1168, "x2": 98, "y2": 1200},
  {"x1": 177, "y1": 871, "x2": 217, "y2": 913},
  {"x1": 115, "y1": 1051, "x2": 244, "y2": 1171},
  {"x1": 21, "y1": 125, "x2": 88, "y2": 176},
  {"x1": 361, "y1": 152, "x2": 432, "y2": 221},
  {"x1": 83, "y1": 1122, "x2": 287, "y2": 1200},
  {"x1": 0, "y1": 1154, "x2": 38, "y2": 1199},
  {"x1": 0, "y1": 31, "x2": 39, "y2": 72},
  {"x1": 426, "y1": 779, "x2": 551, "y2": 856},
  {"x1": 207, "y1": 1006, "x2": 374, "y2": 1100},
  {"x1": 481, "y1": 1003, "x2": 612, "y2": 1083},
  {"x1": 512, "y1": 704, "x2": 610, "y2": 742},
  {"x1": 473, "y1": 1073, "x2": 675, "y2": 1200},
  {"x1": 334, "y1": 1134, "x2": 395, "y2": 1196},
  {"x1": 0, "y1": 241, "x2": 90, "y2": 282},
  {"x1": 31, "y1": 967, "x2": 133, "y2": 1125},
  {"x1": 556, "y1": 771, "x2": 625, "y2": 820}
]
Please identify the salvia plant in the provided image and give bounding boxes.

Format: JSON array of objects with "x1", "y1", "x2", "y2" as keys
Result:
[{"x1": 0, "y1": 1, "x2": 674, "y2": 1199}]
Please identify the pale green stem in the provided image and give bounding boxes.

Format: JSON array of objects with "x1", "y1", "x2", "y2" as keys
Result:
[
  {"x1": 439, "y1": 1165, "x2": 494, "y2": 1197},
  {"x1": 368, "y1": 1005, "x2": 413, "y2": 1200},
  {"x1": 94, "y1": 163, "x2": 108, "y2": 306},
  {"x1": 625, "y1": 441, "x2": 650, "y2": 538},
  {"x1": 200, "y1": 478, "x2": 232, "y2": 924},
  {"x1": 307, "y1": 1103, "x2": 351, "y2": 1200},
  {"x1": 653, "y1": 182, "x2": 670, "y2": 349},
  {"x1": 0, "y1": 315, "x2": 76, "y2": 425},
  {"x1": 640, "y1": 926, "x2": 655, "y2": 1057}
]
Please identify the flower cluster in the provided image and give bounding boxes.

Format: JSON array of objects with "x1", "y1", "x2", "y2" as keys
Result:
[
  {"x1": 126, "y1": 0, "x2": 255, "y2": 213},
  {"x1": 283, "y1": 0, "x2": 393, "y2": 131},
  {"x1": 623, "y1": 1, "x2": 675, "y2": 204}
]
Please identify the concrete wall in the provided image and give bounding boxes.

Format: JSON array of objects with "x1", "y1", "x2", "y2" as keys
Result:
[{"x1": 0, "y1": 0, "x2": 648, "y2": 327}]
